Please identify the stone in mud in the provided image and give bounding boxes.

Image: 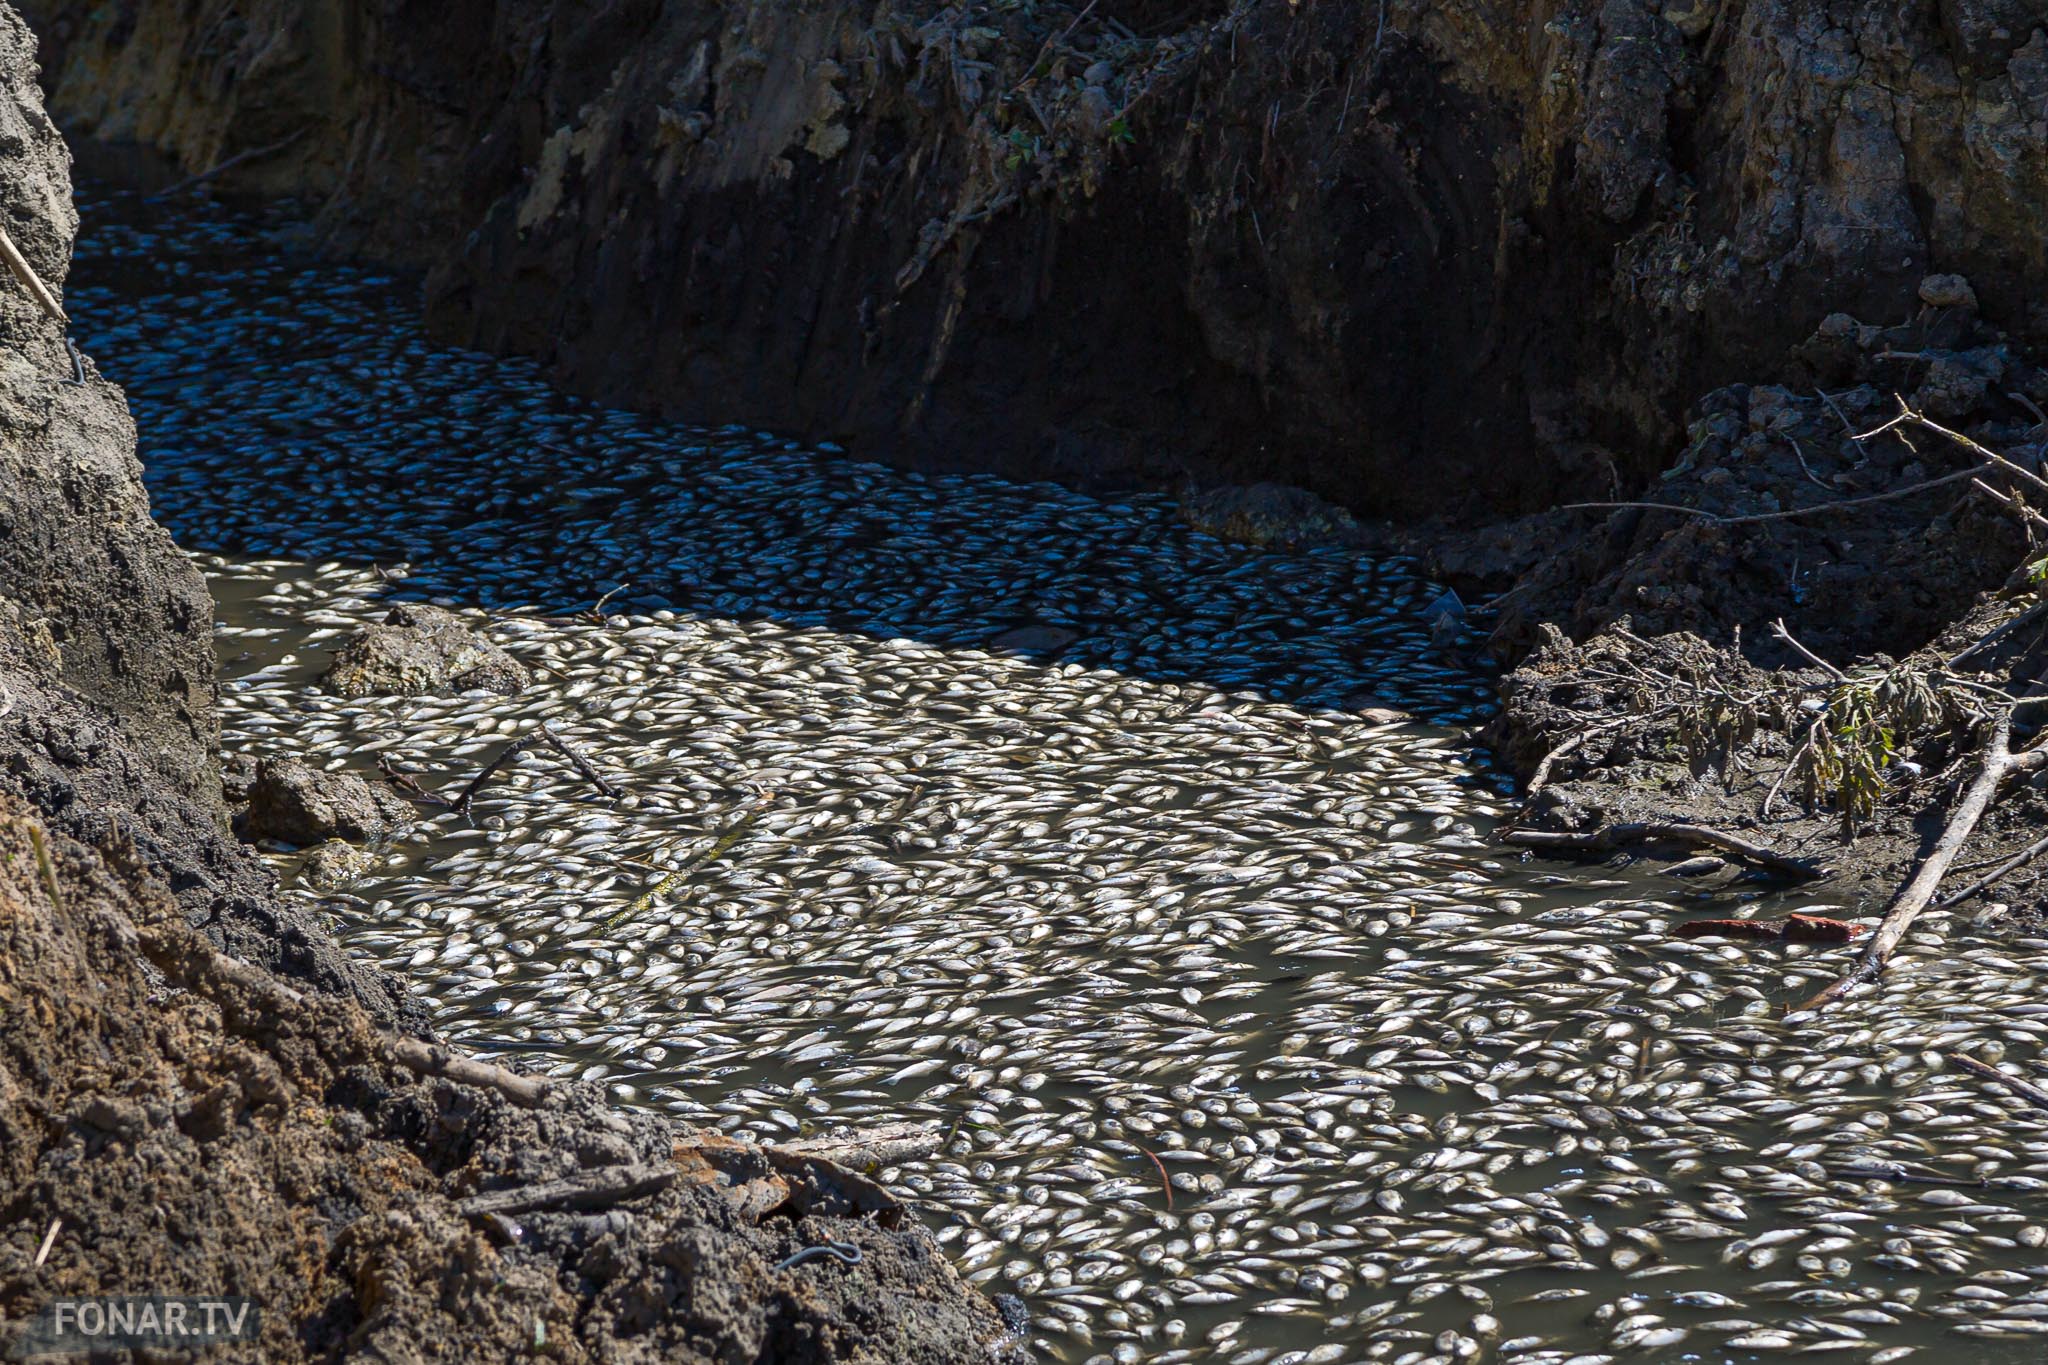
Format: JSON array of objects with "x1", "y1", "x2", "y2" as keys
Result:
[
  {"x1": 1180, "y1": 483, "x2": 1365, "y2": 550},
  {"x1": 322, "y1": 603, "x2": 529, "y2": 698},
  {"x1": 296, "y1": 838, "x2": 376, "y2": 890},
  {"x1": 1919, "y1": 273, "x2": 1979, "y2": 312},
  {"x1": 240, "y1": 757, "x2": 410, "y2": 846}
]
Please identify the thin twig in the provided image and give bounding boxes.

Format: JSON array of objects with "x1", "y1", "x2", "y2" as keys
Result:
[
  {"x1": 1139, "y1": 1147, "x2": 1174, "y2": 1211},
  {"x1": 1947, "y1": 1052, "x2": 2048, "y2": 1115},
  {"x1": 1521, "y1": 709, "x2": 1678, "y2": 808},
  {"x1": 26, "y1": 825, "x2": 64, "y2": 912},
  {"x1": 145, "y1": 128, "x2": 309, "y2": 201},
  {"x1": 1948, "y1": 600, "x2": 2048, "y2": 670},
  {"x1": 1937, "y1": 829, "x2": 2048, "y2": 907},
  {"x1": 1787, "y1": 437, "x2": 1831, "y2": 491},
  {"x1": 585, "y1": 583, "x2": 632, "y2": 622},
  {"x1": 1971, "y1": 477, "x2": 2048, "y2": 533},
  {"x1": 452, "y1": 735, "x2": 541, "y2": 814},
  {"x1": 1897, "y1": 400, "x2": 2048, "y2": 498},
  {"x1": 1500, "y1": 822, "x2": 1829, "y2": 881},
  {"x1": 1558, "y1": 465, "x2": 1982, "y2": 526},
  {"x1": 32, "y1": 1218, "x2": 60, "y2": 1268},
  {"x1": 1762, "y1": 725, "x2": 1820, "y2": 821},
  {"x1": 1817, "y1": 389, "x2": 1869, "y2": 447},
  {"x1": 1771, "y1": 618, "x2": 1847, "y2": 681},
  {"x1": 537, "y1": 723, "x2": 622, "y2": 799},
  {"x1": 378, "y1": 756, "x2": 453, "y2": 808},
  {"x1": 2011, "y1": 391, "x2": 2048, "y2": 433}
]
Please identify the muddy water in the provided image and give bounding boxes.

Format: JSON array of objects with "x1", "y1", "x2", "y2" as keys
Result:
[{"x1": 70, "y1": 184, "x2": 2048, "y2": 1364}]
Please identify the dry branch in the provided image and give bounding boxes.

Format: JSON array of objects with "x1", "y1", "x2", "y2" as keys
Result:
[
  {"x1": 384, "y1": 1037, "x2": 552, "y2": 1107},
  {"x1": 0, "y1": 223, "x2": 65, "y2": 324},
  {"x1": 1557, "y1": 466, "x2": 1982, "y2": 526},
  {"x1": 1499, "y1": 822, "x2": 1828, "y2": 880},
  {"x1": 1799, "y1": 709, "x2": 2048, "y2": 1011},
  {"x1": 146, "y1": 129, "x2": 309, "y2": 202},
  {"x1": 137, "y1": 902, "x2": 555, "y2": 1107},
  {"x1": 537, "y1": 723, "x2": 622, "y2": 799},
  {"x1": 1947, "y1": 1051, "x2": 2048, "y2": 1115},
  {"x1": 1937, "y1": 828, "x2": 2048, "y2": 907}
]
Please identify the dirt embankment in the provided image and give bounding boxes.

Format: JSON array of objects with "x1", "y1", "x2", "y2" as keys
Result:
[
  {"x1": 0, "y1": 6, "x2": 1016, "y2": 1358},
  {"x1": 25, "y1": 0, "x2": 2048, "y2": 523}
]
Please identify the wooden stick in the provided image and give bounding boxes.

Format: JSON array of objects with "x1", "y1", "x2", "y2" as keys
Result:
[
  {"x1": 1799, "y1": 710, "x2": 2048, "y2": 1011},
  {"x1": 538, "y1": 723, "x2": 622, "y2": 799},
  {"x1": 452, "y1": 735, "x2": 541, "y2": 814},
  {"x1": 1948, "y1": 1051, "x2": 2048, "y2": 1115},
  {"x1": 1771, "y1": 617, "x2": 1846, "y2": 681},
  {"x1": 377, "y1": 755, "x2": 454, "y2": 808},
  {"x1": 32, "y1": 1218, "x2": 60, "y2": 1268},
  {"x1": 1937, "y1": 829, "x2": 2048, "y2": 907},
  {"x1": 145, "y1": 129, "x2": 309, "y2": 202},
  {"x1": 454, "y1": 1162, "x2": 675, "y2": 1218},
  {"x1": 1948, "y1": 600, "x2": 2048, "y2": 670},
  {"x1": 384, "y1": 1037, "x2": 552, "y2": 1107},
  {"x1": 137, "y1": 906, "x2": 554, "y2": 1107},
  {"x1": 1500, "y1": 821, "x2": 1829, "y2": 881},
  {"x1": 0, "y1": 223, "x2": 65, "y2": 324},
  {"x1": 777, "y1": 1121, "x2": 943, "y2": 1169},
  {"x1": 1557, "y1": 465, "x2": 1981, "y2": 526}
]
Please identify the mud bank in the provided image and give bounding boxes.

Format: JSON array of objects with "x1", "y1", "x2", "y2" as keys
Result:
[
  {"x1": 1468, "y1": 287, "x2": 2048, "y2": 926},
  {"x1": 0, "y1": 8, "x2": 1015, "y2": 1358},
  {"x1": 27, "y1": 0, "x2": 2048, "y2": 521}
]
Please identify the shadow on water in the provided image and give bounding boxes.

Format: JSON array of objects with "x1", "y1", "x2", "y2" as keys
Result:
[{"x1": 66, "y1": 180, "x2": 1499, "y2": 738}]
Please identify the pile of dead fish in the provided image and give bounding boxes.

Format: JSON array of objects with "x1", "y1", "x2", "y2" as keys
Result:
[{"x1": 70, "y1": 184, "x2": 2048, "y2": 1365}]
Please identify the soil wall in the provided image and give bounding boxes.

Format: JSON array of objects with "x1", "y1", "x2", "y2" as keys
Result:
[{"x1": 26, "y1": 0, "x2": 2048, "y2": 521}]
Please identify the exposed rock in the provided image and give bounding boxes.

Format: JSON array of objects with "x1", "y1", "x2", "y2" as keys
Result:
[
  {"x1": 1490, "y1": 300, "x2": 2045, "y2": 669},
  {"x1": 294, "y1": 838, "x2": 376, "y2": 891},
  {"x1": 221, "y1": 750, "x2": 259, "y2": 804},
  {"x1": 322, "y1": 603, "x2": 529, "y2": 698},
  {"x1": 239, "y1": 758, "x2": 410, "y2": 847},
  {"x1": 32, "y1": 0, "x2": 2048, "y2": 522}
]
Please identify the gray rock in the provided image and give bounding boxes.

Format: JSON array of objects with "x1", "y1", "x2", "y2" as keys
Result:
[
  {"x1": 321, "y1": 603, "x2": 529, "y2": 698},
  {"x1": 239, "y1": 758, "x2": 409, "y2": 846},
  {"x1": 1918, "y1": 273, "x2": 1979, "y2": 311},
  {"x1": 295, "y1": 838, "x2": 376, "y2": 890}
]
